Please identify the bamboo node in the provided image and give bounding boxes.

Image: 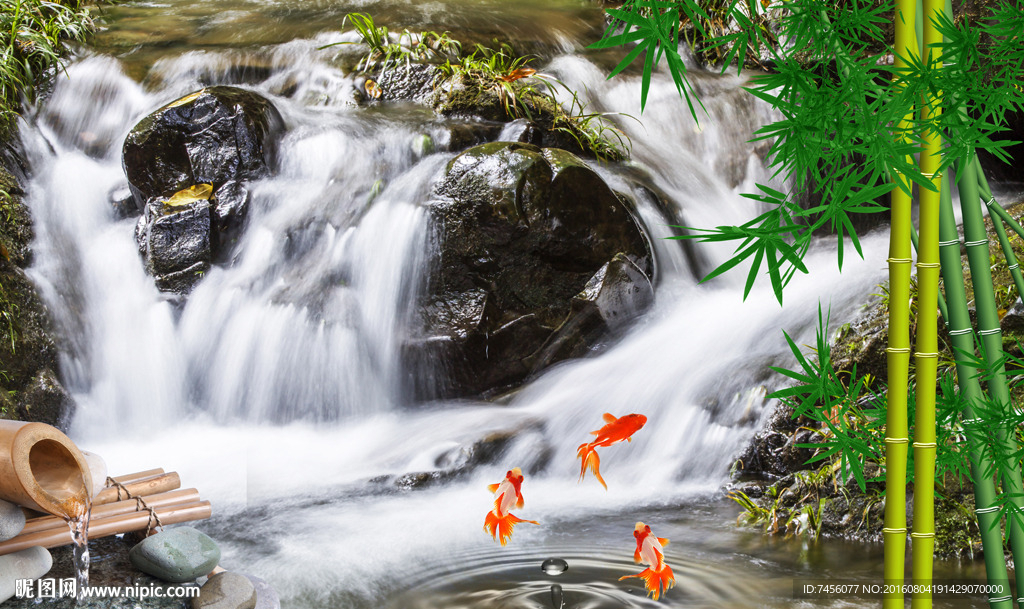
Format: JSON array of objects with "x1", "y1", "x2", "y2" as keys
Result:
[
  {"x1": 986, "y1": 197, "x2": 996, "y2": 206},
  {"x1": 883, "y1": 437, "x2": 909, "y2": 445},
  {"x1": 965, "y1": 240, "x2": 988, "y2": 247},
  {"x1": 961, "y1": 417, "x2": 982, "y2": 425},
  {"x1": 915, "y1": 262, "x2": 940, "y2": 269},
  {"x1": 990, "y1": 596, "x2": 1012, "y2": 603},
  {"x1": 938, "y1": 239, "x2": 960, "y2": 247},
  {"x1": 886, "y1": 257, "x2": 913, "y2": 264},
  {"x1": 910, "y1": 532, "x2": 936, "y2": 538},
  {"x1": 912, "y1": 442, "x2": 938, "y2": 449},
  {"x1": 882, "y1": 527, "x2": 907, "y2": 534},
  {"x1": 914, "y1": 352, "x2": 939, "y2": 359},
  {"x1": 975, "y1": 506, "x2": 1001, "y2": 515},
  {"x1": 978, "y1": 328, "x2": 1001, "y2": 336},
  {"x1": 885, "y1": 347, "x2": 911, "y2": 354},
  {"x1": 1009, "y1": 264, "x2": 1020, "y2": 271},
  {"x1": 948, "y1": 328, "x2": 972, "y2": 336}
]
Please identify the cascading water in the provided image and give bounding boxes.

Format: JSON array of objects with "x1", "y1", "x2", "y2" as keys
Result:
[{"x1": 13, "y1": 1, "x2": 979, "y2": 607}]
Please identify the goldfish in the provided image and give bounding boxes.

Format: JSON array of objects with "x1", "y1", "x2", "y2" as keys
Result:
[
  {"x1": 619, "y1": 521, "x2": 675, "y2": 600},
  {"x1": 577, "y1": 413, "x2": 647, "y2": 489},
  {"x1": 484, "y1": 467, "x2": 539, "y2": 545}
]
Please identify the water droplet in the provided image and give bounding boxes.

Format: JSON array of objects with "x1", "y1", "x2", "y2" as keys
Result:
[
  {"x1": 541, "y1": 558, "x2": 568, "y2": 576},
  {"x1": 550, "y1": 584, "x2": 564, "y2": 609}
]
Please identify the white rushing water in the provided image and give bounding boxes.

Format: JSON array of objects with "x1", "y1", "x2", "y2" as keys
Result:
[{"x1": 19, "y1": 33, "x2": 892, "y2": 607}]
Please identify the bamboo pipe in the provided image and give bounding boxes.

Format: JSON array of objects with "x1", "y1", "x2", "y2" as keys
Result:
[
  {"x1": 93, "y1": 472, "x2": 181, "y2": 506},
  {"x1": 0, "y1": 500, "x2": 212, "y2": 555},
  {"x1": 109, "y1": 469, "x2": 165, "y2": 485},
  {"x1": 0, "y1": 421, "x2": 93, "y2": 519},
  {"x1": 21, "y1": 489, "x2": 201, "y2": 536}
]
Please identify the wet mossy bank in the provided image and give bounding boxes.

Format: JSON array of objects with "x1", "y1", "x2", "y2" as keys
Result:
[{"x1": 0, "y1": 143, "x2": 73, "y2": 429}]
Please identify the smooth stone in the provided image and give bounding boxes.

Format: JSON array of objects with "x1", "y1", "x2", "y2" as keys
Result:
[
  {"x1": 129, "y1": 527, "x2": 221, "y2": 583},
  {"x1": 243, "y1": 575, "x2": 281, "y2": 609},
  {"x1": 0, "y1": 546, "x2": 53, "y2": 603},
  {"x1": 81, "y1": 451, "x2": 107, "y2": 498},
  {"x1": 0, "y1": 498, "x2": 26, "y2": 542},
  {"x1": 192, "y1": 572, "x2": 256, "y2": 609}
]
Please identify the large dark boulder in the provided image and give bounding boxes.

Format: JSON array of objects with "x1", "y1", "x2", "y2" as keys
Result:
[
  {"x1": 123, "y1": 86, "x2": 281, "y2": 208},
  {"x1": 408, "y1": 142, "x2": 653, "y2": 399},
  {"x1": 124, "y1": 87, "x2": 281, "y2": 293}
]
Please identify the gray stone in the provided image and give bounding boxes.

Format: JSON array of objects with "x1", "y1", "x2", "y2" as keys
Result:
[
  {"x1": 0, "y1": 546, "x2": 53, "y2": 603},
  {"x1": 129, "y1": 527, "x2": 221, "y2": 583},
  {"x1": 243, "y1": 575, "x2": 280, "y2": 609},
  {"x1": 192, "y1": 572, "x2": 256, "y2": 609},
  {"x1": 0, "y1": 498, "x2": 25, "y2": 542}
]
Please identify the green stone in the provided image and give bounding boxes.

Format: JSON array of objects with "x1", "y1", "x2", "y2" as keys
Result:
[{"x1": 129, "y1": 527, "x2": 221, "y2": 583}]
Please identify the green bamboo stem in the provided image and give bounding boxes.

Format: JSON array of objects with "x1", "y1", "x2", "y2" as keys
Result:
[
  {"x1": 883, "y1": 0, "x2": 916, "y2": 603},
  {"x1": 911, "y1": 225, "x2": 949, "y2": 321},
  {"x1": 910, "y1": 0, "x2": 942, "y2": 600},
  {"x1": 938, "y1": 170, "x2": 1014, "y2": 609},
  {"x1": 956, "y1": 154, "x2": 1024, "y2": 608}
]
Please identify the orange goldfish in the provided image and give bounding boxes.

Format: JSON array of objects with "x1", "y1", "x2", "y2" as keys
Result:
[
  {"x1": 484, "y1": 467, "x2": 539, "y2": 545},
  {"x1": 619, "y1": 521, "x2": 675, "y2": 600},
  {"x1": 577, "y1": 413, "x2": 647, "y2": 489}
]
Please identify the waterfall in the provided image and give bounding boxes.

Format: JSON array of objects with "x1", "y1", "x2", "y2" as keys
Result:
[{"x1": 18, "y1": 22, "x2": 889, "y2": 607}]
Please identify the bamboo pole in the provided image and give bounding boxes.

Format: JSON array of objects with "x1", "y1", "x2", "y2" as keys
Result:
[
  {"x1": 93, "y1": 472, "x2": 181, "y2": 506},
  {"x1": 20, "y1": 489, "x2": 200, "y2": 536},
  {"x1": 884, "y1": 0, "x2": 917, "y2": 604},
  {"x1": 109, "y1": 469, "x2": 165, "y2": 485},
  {"x1": 938, "y1": 173, "x2": 1014, "y2": 609},
  {"x1": 0, "y1": 501, "x2": 212, "y2": 555},
  {"x1": 957, "y1": 154, "x2": 1024, "y2": 608},
  {"x1": 910, "y1": 0, "x2": 943, "y2": 604}
]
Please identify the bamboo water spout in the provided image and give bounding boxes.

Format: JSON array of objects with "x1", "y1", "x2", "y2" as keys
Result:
[{"x1": 0, "y1": 421, "x2": 93, "y2": 519}]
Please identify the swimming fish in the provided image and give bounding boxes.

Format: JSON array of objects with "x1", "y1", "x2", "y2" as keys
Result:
[
  {"x1": 577, "y1": 413, "x2": 647, "y2": 489},
  {"x1": 619, "y1": 521, "x2": 675, "y2": 600},
  {"x1": 484, "y1": 467, "x2": 539, "y2": 545}
]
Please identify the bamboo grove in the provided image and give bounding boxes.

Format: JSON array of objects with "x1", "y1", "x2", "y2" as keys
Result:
[{"x1": 593, "y1": 0, "x2": 1024, "y2": 607}]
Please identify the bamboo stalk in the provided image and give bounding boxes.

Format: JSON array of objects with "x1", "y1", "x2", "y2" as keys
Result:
[
  {"x1": 108, "y1": 469, "x2": 165, "y2": 485},
  {"x1": 938, "y1": 171, "x2": 1014, "y2": 609},
  {"x1": 956, "y1": 154, "x2": 1024, "y2": 608},
  {"x1": 975, "y1": 158, "x2": 1024, "y2": 306},
  {"x1": 910, "y1": 0, "x2": 943, "y2": 604},
  {"x1": 20, "y1": 489, "x2": 200, "y2": 536},
  {"x1": 93, "y1": 472, "x2": 181, "y2": 506},
  {"x1": 884, "y1": 0, "x2": 917, "y2": 603},
  {"x1": 0, "y1": 500, "x2": 212, "y2": 555}
]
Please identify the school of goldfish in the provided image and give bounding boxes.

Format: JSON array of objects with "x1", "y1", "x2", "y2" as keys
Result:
[{"x1": 481, "y1": 412, "x2": 674, "y2": 601}]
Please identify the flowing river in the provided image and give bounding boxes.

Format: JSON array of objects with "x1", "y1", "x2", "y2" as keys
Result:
[{"x1": 15, "y1": 0, "x2": 992, "y2": 606}]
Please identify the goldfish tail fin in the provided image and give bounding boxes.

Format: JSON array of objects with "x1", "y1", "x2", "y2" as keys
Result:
[
  {"x1": 581, "y1": 446, "x2": 606, "y2": 489},
  {"x1": 487, "y1": 483, "x2": 500, "y2": 493},
  {"x1": 620, "y1": 566, "x2": 674, "y2": 601},
  {"x1": 658, "y1": 537, "x2": 670, "y2": 547},
  {"x1": 484, "y1": 511, "x2": 537, "y2": 546}
]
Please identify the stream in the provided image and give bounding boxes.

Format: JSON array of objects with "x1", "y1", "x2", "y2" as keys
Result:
[{"x1": 15, "y1": 0, "x2": 994, "y2": 606}]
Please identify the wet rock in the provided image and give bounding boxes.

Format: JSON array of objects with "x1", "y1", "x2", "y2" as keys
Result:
[
  {"x1": 374, "y1": 65, "x2": 440, "y2": 103},
  {"x1": 444, "y1": 121, "x2": 503, "y2": 152},
  {"x1": 122, "y1": 86, "x2": 282, "y2": 210},
  {"x1": 109, "y1": 184, "x2": 140, "y2": 220},
  {"x1": 243, "y1": 575, "x2": 281, "y2": 609},
  {"x1": 135, "y1": 199, "x2": 212, "y2": 295},
  {"x1": 408, "y1": 142, "x2": 651, "y2": 399},
  {"x1": 0, "y1": 498, "x2": 25, "y2": 542},
  {"x1": 210, "y1": 181, "x2": 250, "y2": 258},
  {"x1": 129, "y1": 527, "x2": 221, "y2": 583},
  {"x1": 497, "y1": 119, "x2": 543, "y2": 146},
  {"x1": 192, "y1": 572, "x2": 256, "y2": 609},
  {"x1": 0, "y1": 547, "x2": 52, "y2": 603},
  {"x1": 14, "y1": 368, "x2": 74, "y2": 429},
  {"x1": 535, "y1": 254, "x2": 654, "y2": 366}
]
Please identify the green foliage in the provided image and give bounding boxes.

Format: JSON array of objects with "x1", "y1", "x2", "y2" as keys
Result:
[
  {"x1": 322, "y1": 13, "x2": 461, "y2": 75},
  {"x1": 0, "y1": 0, "x2": 92, "y2": 132},
  {"x1": 594, "y1": 0, "x2": 1024, "y2": 304}
]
